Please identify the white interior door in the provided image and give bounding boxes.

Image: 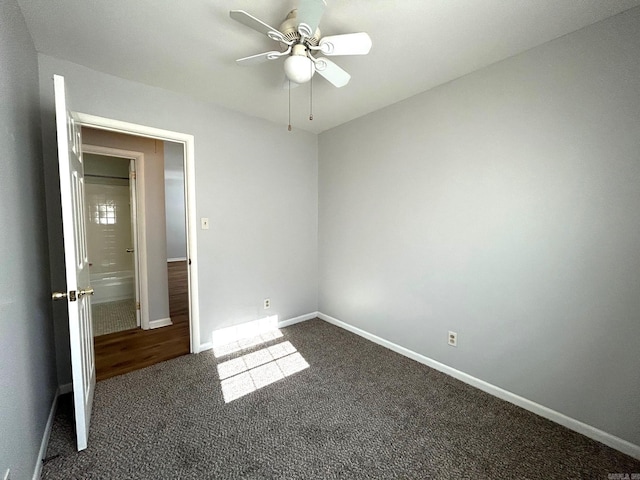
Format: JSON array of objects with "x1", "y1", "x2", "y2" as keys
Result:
[{"x1": 54, "y1": 74, "x2": 96, "y2": 451}]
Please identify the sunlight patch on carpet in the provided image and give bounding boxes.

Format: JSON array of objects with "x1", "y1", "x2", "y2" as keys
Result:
[{"x1": 218, "y1": 341, "x2": 309, "y2": 403}]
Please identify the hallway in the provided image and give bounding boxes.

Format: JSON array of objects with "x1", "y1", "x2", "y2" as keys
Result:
[{"x1": 94, "y1": 261, "x2": 189, "y2": 381}]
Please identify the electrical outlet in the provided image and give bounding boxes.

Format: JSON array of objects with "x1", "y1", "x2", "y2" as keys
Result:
[
  {"x1": 448, "y1": 331, "x2": 458, "y2": 347},
  {"x1": 4, "y1": 468, "x2": 10, "y2": 480},
  {"x1": 263, "y1": 298, "x2": 271, "y2": 309}
]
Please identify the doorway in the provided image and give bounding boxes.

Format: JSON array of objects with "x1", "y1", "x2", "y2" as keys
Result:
[
  {"x1": 73, "y1": 112, "x2": 201, "y2": 354},
  {"x1": 80, "y1": 126, "x2": 194, "y2": 380},
  {"x1": 83, "y1": 153, "x2": 140, "y2": 336},
  {"x1": 164, "y1": 141, "x2": 189, "y2": 320}
]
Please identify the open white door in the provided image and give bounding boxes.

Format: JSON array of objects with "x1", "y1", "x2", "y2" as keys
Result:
[{"x1": 53, "y1": 74, "x2": 96, "y2": 451}]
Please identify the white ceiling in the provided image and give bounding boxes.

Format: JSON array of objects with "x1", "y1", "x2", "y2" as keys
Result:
[{"x1": 17, "y1": 0, "x2": 640, "y2": 133}]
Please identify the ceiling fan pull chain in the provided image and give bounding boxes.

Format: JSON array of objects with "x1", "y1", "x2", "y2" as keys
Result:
[
  {"x1": 288, "y1": 80, "x2": 292, "y2": 132},
  {"x1": 309, "y1": 59, "x2": 314, "y2": 121}
]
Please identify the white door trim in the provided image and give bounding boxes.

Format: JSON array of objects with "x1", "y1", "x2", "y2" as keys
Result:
[
  {"x1": 76, "y1": 112, "x2": 201, "y2": 353},
  {"x1": 129, "y1": 159, "x2": 141, "y2": 328},
  {"x1": 81, "y1": 145, "x2": 149, "y2": 330}
]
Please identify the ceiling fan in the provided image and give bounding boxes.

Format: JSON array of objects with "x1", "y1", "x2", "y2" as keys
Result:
[{"x1": 230, "y1": 0, "x2": 372, "y2": 88}]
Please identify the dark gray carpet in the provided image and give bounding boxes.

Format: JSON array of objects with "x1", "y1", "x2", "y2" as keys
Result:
[{"x1": 42, "y1": 319, "x2": 640, "y2": 479}]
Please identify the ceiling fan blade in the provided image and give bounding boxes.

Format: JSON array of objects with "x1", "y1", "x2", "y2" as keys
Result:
[
  {"x1": 313, "y1": 57, "x2": 351, "y2": 88},
  {"x1": 297, "y1": 0, "x2": 326, "y2": 38},
  {"x1": 318, "y1": 33, "x2": 372, "y2": 56},
  {"x1": 236, "y1": 50, "x2": 288, "y2": 66},
  {"x1": 230, "y1": 10, "x2": 288, "y2": 44}
]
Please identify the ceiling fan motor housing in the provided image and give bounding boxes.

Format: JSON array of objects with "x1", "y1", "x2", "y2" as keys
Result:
[{"x1": 279, "y1": 9, "x2": 321, "y2": 47}]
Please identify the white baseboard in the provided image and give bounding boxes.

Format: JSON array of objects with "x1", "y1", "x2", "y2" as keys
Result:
[
  {"x1": 32, "y1": 387, "x2": 62, "y2": 480},
  {"x1": 167, "y1": 257, "x2": 187, "y2": 262},
  {"x1": 198, "y1": 312, "x2": 318, "y2": 353},
  {"x1": 148, "y1": 317, "x2": 172, "y2": 329},
  {"x1": 317, "y1": 312, "x2": 640, "y2": 461},
  {"x1": 278, "y1": 311, "x2": 318, "y2": 328}
]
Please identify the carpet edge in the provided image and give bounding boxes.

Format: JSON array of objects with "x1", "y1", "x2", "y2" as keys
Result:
[{"x1": 317, "y1": 311, "x2": 640, "y2": 461}]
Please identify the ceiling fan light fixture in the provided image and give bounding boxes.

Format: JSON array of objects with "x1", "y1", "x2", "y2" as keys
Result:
[{"x1": 284, "y1": 53, "x2": 315, "y2": 84}]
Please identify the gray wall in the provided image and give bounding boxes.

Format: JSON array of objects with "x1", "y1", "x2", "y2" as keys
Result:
[
  {"x1": 318, "y1": 7, "x2": 640, "y2": 447},
  {"x1": 0, "y1": 0, "x2": 57, "y2": 478},
  {"x1": 38, "y1": 54, "x2": 318, "y2": 384},
  {"x1": 164, "y1": 141, "x2": 187, "y2": 260}
]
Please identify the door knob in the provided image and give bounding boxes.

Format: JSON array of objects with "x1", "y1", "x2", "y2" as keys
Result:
[
  {"x1": 52, "y1": 291, "x2": 67, "y2": 301},
  {"x1": 78, "y1": 287, "x2": 94, "y2": 298},
  {"x1": 126, "y1": 248, "x2": 134, "y2": 253}
]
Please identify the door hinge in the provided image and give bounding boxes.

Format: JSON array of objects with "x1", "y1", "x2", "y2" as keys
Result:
[
  {"x1": 130, "y1": 172, "x2": 136, "y2": 180},
  {"x1": 136, "y1": 301, "x2": 140, "y2": 310},
  {"x1": 188, "y1": 258, "x2": 191, "y2": 265}
]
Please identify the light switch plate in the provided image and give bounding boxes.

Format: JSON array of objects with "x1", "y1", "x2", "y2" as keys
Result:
[{"x1": 201, "y1": 217, "x2": 210, "y2": 230}]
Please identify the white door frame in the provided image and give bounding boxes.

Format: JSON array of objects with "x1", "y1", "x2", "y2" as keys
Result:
[
  {"x1": 76, "y1": 112, "x2": 201, "y2": 353},
  {"x1": 129, "y1": 159, "x2": 141, "y2": 328},
  {"x1": 81, "y1": 145, "x2": 149, "y2": 330}
]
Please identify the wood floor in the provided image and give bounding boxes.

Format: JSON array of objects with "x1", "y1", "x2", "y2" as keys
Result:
[
  {"x1": 168, "y1": 260, "x2": 189, "y2": 317},
  {"x1": 94, "y1": 261, "x2": 190, "y2": 381}
]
